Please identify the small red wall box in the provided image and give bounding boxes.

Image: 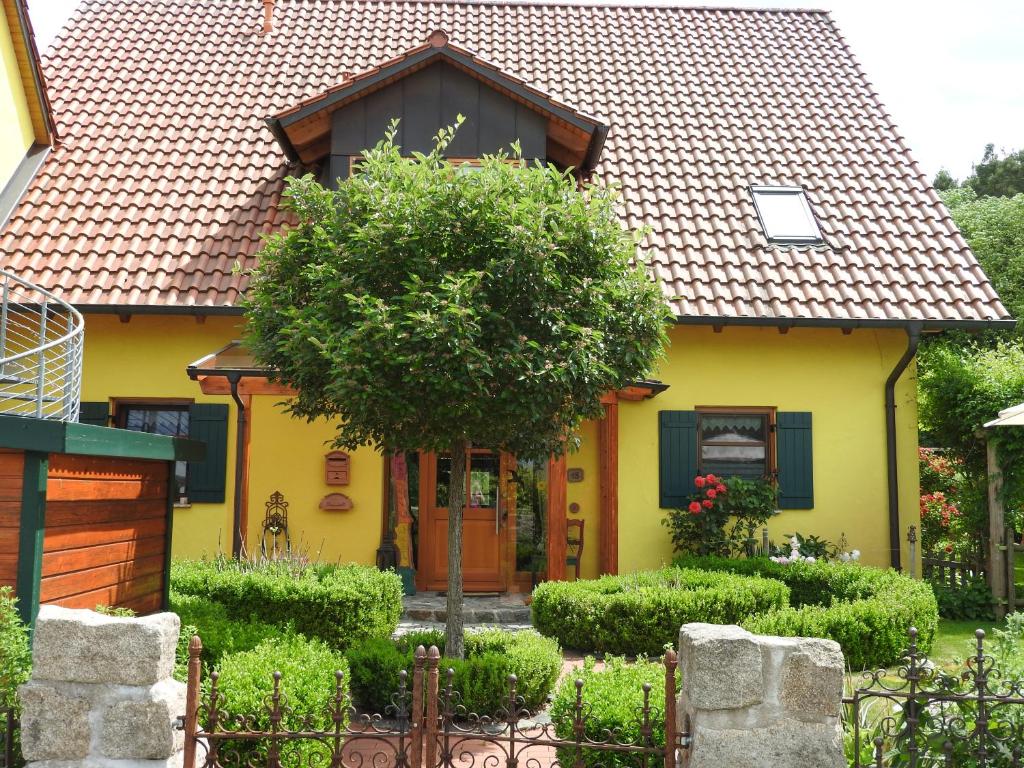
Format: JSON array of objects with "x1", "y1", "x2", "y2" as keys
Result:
[
  {"x1": 325, "y1": 451, "x2": 350, "y2": 485},
  {"x1": 319, "y1": 493, "x2": 354, "y2": 511}
]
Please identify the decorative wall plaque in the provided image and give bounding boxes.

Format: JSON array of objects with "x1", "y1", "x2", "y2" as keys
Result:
[
  {"x1": 567, "y1": 468, "x2": 584, "y2": 483},
  {"x1": 319, "y1": 492, "x2": 354, "y2": 511},
  {"x1": 325, "y1": 451, "x2": 350, "y2": 485}
]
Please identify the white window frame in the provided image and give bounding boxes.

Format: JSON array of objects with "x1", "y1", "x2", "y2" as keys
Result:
[{"x1": 750, "y1": 185, "x2": 824, "y2": 244}]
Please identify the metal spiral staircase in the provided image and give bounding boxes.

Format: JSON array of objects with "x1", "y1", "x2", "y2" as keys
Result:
[{"x1": 0, "y1": 269, "x2": 84, "y2": 422}]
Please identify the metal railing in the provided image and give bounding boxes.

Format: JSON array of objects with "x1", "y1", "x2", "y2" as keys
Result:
[{"x1": 0, "y1": 269, "x2": 83, "y2": 422}]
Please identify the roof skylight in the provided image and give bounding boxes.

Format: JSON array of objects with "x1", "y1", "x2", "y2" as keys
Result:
[{"x1": 751, "y1": 186, "x2": 823, "y2": 244}]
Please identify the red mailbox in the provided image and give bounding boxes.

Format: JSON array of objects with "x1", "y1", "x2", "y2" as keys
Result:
[{"x1": 325, "y1": 451, "x2": 350, "y2": 485}]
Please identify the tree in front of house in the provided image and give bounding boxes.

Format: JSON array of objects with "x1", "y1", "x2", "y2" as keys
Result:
[{"x1": 244, "y1": 122, "x2": 669, "y2": 658}]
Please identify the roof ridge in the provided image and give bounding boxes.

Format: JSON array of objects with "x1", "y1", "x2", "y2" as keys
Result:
[{"x1": 328, "y1": 0, "x2": 831, "y2": 12}]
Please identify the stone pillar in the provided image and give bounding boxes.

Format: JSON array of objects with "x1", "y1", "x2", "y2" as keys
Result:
[
  {"x1": 677, "y1": 623, "x2": 845, "y2": 768},
  {"x1": 19, "y1": 605, "x2": 186, "y2": 768}
]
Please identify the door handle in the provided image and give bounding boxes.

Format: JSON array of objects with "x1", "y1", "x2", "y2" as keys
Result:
[{"x1": 495, "y1": 491, "x2": 501, "y2": 535}]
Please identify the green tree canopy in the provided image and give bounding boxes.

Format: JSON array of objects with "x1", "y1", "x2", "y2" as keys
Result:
[
  {"x1": 933, "y1": 168, "x2": 957, "y2": 191},
  {"x1": 941, "y1": 187, "x2": 1024, "y2": 326},
  {"x1": 965, "y1": 144, "x2": 1024, "y2": 198},
  {"x1": 918, "y1": 341, "x2": 1024, "y2": 533},
  {"x1": 244, "y1": 123, "x2": 669, "y2": 656}
]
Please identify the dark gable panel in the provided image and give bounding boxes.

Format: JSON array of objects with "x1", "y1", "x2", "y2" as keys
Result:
[
  {"x1": 402, "y1": 65, "x2": 442, "y2": 155},
  {"x1": 326, "y1": 154, "x2": 350, "y2": 188},
  {"x1": 516, "y1": 106, "x2": 547, "y2": 160},
  {"x1": 439, "y1": 63, "x2": 480, "y2": 156},
  {"x1": 478, "y1": 86, "x2": 516, "y2": 153},
  {"x1": 331, "y1": 99, "x2": 365, "y2": 155},
  {"x1": 327, "y1": 62, "x2": 547, "y2": 163},
  {"x1": 364, "y1": 86, "x2": 404, "y2": 149}
]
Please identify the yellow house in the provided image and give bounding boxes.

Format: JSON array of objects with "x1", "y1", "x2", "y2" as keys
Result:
[
  {"x1": 0, "y1": 0, "x2": 54, "y2": 219},
  {"x1": 0, "y1": 1, "x2": 1011, "y2": 594}
]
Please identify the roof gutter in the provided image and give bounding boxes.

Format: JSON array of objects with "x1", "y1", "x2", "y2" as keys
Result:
[
  {"x1": 12, "y1": 0, "x2": 58, "y2": 143},
  {"x1": 885, "y1": 321, "x2": 922, "y2": 572},
  {"x1": 582, "y1": 123, "x2": 609, "y2": 175},
  {"x1": 264, "y1": 117, "x2": 301, "y2": 164},
  {"x1": 672, "y1": 314, "x2": 1017, "y2": 332}
]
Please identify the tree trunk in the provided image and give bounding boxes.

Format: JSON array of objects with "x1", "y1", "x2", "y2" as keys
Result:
[{"x1": 445, "y1": 439, "x2": 469, "y2": 659}]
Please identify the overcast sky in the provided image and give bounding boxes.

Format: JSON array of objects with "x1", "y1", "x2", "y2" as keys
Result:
[{"x1": 26, "y1": 0, "x2": 1024, "y2": 181}]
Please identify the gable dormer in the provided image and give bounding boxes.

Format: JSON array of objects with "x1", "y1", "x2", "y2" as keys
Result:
[{"x1": 265, "y1": 31, "x2": 608, "y2": 185}]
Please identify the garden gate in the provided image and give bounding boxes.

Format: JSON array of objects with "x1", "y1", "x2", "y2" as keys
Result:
[{"x1": 181, "y1": 637, "x2": 686, "y2": 768}]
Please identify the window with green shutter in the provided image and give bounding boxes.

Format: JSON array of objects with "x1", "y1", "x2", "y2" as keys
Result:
[
  {"x1": 660, "y1": 407, "x2": 812, "y2": 510},
  {"x1": 186, "y1": 403, "x2": 229, "y2": 503},
  {"x1": 659, "y1": 411, "x2": 698, "y2": 508},
  {"x1": 776, "y1": 411, "x2": 814, "y2": 509},
  {"x1": 78, "y1": 401, "x2": 110, "y2": 426}
]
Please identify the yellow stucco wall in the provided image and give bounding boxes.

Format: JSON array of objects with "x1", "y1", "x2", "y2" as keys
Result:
[
  {"x1": 565, "y1": 419, "x2": 600, "y2": 579},
  {"x1": 79, "y1": 314, "x2": 386, "y2": 563},
  {"x1": 0, "y1": 5, "x2": 35, "y2": 185},
  {"x1": 246, "y1": 396, "x2": 383, "y2": 565},
  {"x1": 80, "y1": 314, "x2": 241, "y2": 558},
  {"x1": 616, "y1": 324, "x2": 920, "y2": 574},
  {"x1": 79, "y1": 316, "x2": 920, "y2": 578}
]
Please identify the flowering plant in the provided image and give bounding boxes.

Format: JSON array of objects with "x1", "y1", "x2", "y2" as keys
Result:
[
  {"x1": 664, "y1": 474, "x2": 733, "y2": 556},
  {"x1": 768, "y1": 534, "x2": 860, "y2": 565}
]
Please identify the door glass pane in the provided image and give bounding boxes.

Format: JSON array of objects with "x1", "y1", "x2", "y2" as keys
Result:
[
  {"x1": 435, "y1": 455, "x2": 451, "y2": 508},
  {"x1": 514, "y1": 459, "x2": 547, "y2": 572},
  {"x1": 469, "y1": 453, "x2": 499, "y2": 508}
]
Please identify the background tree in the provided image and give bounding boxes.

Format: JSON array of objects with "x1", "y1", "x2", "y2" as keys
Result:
[
  {"x1": 965, "y1": 144, "x2": 1024, "y2": 198},
  {"x1": 941, "y1": 187, "x2": 1024, "y2": 328},
  {"x1": 933, "y1": 168, "x2": 958, "y2": 191},
  {"x1": 244, "y1": 123, "x2": 669, "y2": 658}
]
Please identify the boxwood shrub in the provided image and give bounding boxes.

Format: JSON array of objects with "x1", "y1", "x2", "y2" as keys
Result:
[
  {"x1": 531, "y1": 567, "x2": 790, "y2": 656},
  {"x1": 216, "y1": 635, "x2": 349, "y2": 767},
  {"x1": 170, "y1": 591, "x2": 286, "y2": 664},
  {"x1": 345, "y1": 629, "x2": 561, "y2": 716},
  {"x1": 550, "y1": 656, "x2": 667, "y2": 768},
  {"x1": 674, "y1": 556, "x2": 938, "y2": 670},
  {"x1": 533, "y1": 559, "x2": 938, "y2": 669},
  {"x1": 171, "y1": 559, "x2": 402, "y2": 648}
]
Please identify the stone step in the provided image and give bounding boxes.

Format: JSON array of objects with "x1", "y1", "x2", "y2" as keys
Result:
[
  {"x1": 402, "y1": 606, "x2": 533, "y2": 624},
  {"x1": 401, "y1": 594, "x2": 533, "y2": 626}
]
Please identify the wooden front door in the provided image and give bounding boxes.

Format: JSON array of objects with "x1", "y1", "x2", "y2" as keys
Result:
[{"x1": 418, "y1": 450, "x2": 511, "y2": 592}]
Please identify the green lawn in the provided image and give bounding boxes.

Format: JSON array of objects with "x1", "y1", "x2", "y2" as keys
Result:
[{"x1": 929, "y1": 618, "x2": 1000, "y2": 664}]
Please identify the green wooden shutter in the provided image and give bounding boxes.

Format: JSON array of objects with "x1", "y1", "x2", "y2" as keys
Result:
[
  {"x1": 777, "y1": 412, "x2": 813, "y2": 509},
  {"x1": 78, "y1": 401, "x2": 110, "y2": 426},
  {"x1": 659, "y1": 410, "x2": 698, "y2": 508},
  {"x1": 187, "y1": 403, "x2": 229, "y2": 503}
]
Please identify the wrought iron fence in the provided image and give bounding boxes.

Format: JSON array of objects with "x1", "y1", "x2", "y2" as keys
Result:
[
  {"x1": 180, "y1": 636, "x2": 687, "y2": 768},
  {"x1": 845, "y1": 628, "x2": 1024, "y2": 767},
  {"x1": 0, "y1": 269, "x2": 84, "y2": 422}
]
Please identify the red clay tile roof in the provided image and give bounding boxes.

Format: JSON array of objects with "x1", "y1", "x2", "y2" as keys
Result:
[{"x1": 0, "y1": 0, "x2": 1010, "y2": 326}]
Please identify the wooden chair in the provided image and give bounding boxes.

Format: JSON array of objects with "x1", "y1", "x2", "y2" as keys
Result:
[{"x1": 566, "y1": 519, "x2": 585, "y2": 580}]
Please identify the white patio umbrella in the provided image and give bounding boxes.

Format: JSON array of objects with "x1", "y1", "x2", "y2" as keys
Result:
[{"x1": 984, "y1": 402, "x2": 1024, "y2": 428}]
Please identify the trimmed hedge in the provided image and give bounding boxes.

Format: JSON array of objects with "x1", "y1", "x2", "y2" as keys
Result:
[
  {"x1": 550, "y1": 657, "x2": 667, "y2": 768},
  {"x1": 170, "y1": 591, "x2": 286, "y2": 664},
  {"x1": 675, "y1": 556, "x2": 938, "y2": 670},
  {"x1": 217, "y1": 635, "x2": 349, "y2": 766},
  {"x1": 346, "y1": 629, "x2": 562, "y2": 715},
  {"x1": 171, "y1": 559, "x2": 402, "y2": 649},
  {"x1": 532, "y1": 560, "x2": 938, "y2": 669},
  {"x1": 531, "y1": 567, "x2": 790, "y2": 656}
]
